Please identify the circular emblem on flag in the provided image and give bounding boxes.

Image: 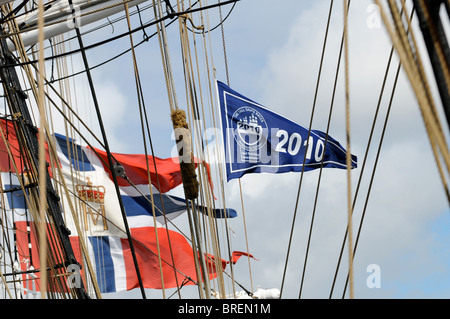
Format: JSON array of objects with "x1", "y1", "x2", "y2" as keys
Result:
[{"x1": 231, "y1": 106, "x2": 267, "y2": 151}]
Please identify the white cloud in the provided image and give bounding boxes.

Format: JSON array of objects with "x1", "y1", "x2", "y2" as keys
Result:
[
  {"x1": 44, "y1": 62, "x2": 130, "y2": 153},
  {"x1": 217, "y1": 0, "x2": 450, "y2": 299}
]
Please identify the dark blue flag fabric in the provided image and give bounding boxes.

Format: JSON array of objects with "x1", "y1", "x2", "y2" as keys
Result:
[{"x1": 216, "y1": 81, "x2": 357, "y2": 181}]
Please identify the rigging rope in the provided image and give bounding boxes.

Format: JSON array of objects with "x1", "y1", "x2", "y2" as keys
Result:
[
  {"x1": 343, "y1": 0, "x2": 354, "y2": 300},
  {"x1": 201, "y1": 0, "x2": 236, "y2": 299},
  {"x1": 374, "y1": 0, "x2": 450, "y2": 199},
  {"x1": 185, "y1": 0, "x2": 235, "y2": 299},
  {"x1": 342, "y1": 51, "x2": 403, "y2": 300},
  {"x1": 298, "y1": 0, "x2": 349, "y2": 299},
  {"x1": 0, "y1": 0, "x2": 239, "y2": 71},
  {"x1": 330, "y1": 4, "x2": 418, "y2": 299},
  {"x1": 152, "y1": 0, "x2": 207, "y2": 298},
  {"x1": 280, "y1": 0, "x2": 337, "y2": 299},
  {"x1": 35, "y1": 71, "x2": 103, "y2": 298},
  {"x1": 124, "y1": 0, "x2": 170, "y2": 296},
  {"x1": 67, "y1": 0, "x2": 147, "y2": 299},
  {"x1": 0, "y1": 2, "x2": 89, "y2": 298},
  {"x1": 215, "y1": 0, "x2": 248, "y2": 298},
  {"x1": 123, "y1": 1, "x2": 183, "y2": 299},
  {"x1": 177, "y1": 0, "x2": 213, "y2": 299}
]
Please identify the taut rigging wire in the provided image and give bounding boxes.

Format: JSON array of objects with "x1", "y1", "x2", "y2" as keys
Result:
[
  {"x1": 342, "y1": 50, "x2": 403, "y2": 300},
  {"x1": 123, "y1": 1, "x2": 183, "y2": 299},
  {"x1": 34, "y1": 2, "x2": 157, "y2": 52},
  {"x1": 279, "y1": 0, "x2": 341, "y2": 299},
  {"x1": 0, "y1": 0, "x2": 30, "y2": 25},
  {"x1": 186, "y1": 1, "x2": 236, "y2": 34},
  {"x1": 329, "y1": 5, "x2": 415, "y2": 299}
]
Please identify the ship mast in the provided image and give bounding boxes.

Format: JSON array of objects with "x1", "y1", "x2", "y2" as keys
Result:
[
  {"x1": 412, "y1": 0, "x2": 450, "y2": 128},
  {"x1": 0, "y1": 0, "x2": 241, "y2": 299}
]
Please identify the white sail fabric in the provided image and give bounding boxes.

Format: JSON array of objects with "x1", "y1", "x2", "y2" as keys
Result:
[{"x1": 6, "y1": 0, "x2": 150, "y2": 50}]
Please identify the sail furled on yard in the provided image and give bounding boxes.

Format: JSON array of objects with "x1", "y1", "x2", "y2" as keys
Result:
[{"x1": 216, "y1": 81, "x2": 358, "y2": 181}]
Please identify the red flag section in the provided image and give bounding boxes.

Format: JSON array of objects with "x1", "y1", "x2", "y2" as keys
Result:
[
  {"x1": 0, "y1": 118, "x2": 213, "y2": 195},
  {"x1": 0, "y1": 119, "x2": 53, "y2": 175},
  {"x1": 123, "y1": 227, "x2": 227, "y2": 290},
  {"x1": 230, "y1": 251, "x2": 259, "y2": 265},
  {"x1": 93, "y1": 147, "x2": 214, "y2": 194},
  {"x1": 0, "y1": 119, "x2": 24, "y2": 173},
  {"x1": 14, "y1": 221, "x2": 229, "y2": 294},
  {"x1": 3, "y1": 120, "x2": 240, "y2": 296},
  {"x1": 14, "y1": 221, "x2": 72, "y2": 294},
  {"x1": 93, "y1": 148, "x2": 184, "y2": 193}
]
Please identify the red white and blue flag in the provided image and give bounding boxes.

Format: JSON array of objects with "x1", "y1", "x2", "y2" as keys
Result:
[
  {"x1": 0, "y1": 121, "x2": 238, "y2": 294},
  {"x1": 55, "y1": 133, "x2": 236, "y2": 293}
]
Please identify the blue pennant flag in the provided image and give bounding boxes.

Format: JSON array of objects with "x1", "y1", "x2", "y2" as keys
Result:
[{"x1": 216, "y1": 81, "x2": 357, "y2": 181}]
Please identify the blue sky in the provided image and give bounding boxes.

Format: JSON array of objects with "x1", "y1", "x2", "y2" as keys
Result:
[{"x1": 42, "y1": 0, "x2": 450, "y2": 299}]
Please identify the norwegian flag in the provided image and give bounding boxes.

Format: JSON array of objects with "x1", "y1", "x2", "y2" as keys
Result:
[
  {"x1": 52, "y1": 133, "x2": 235, "y2": 293},
  {"x1": 0, "y1": 120, "x2": 238, "y2": 295}
]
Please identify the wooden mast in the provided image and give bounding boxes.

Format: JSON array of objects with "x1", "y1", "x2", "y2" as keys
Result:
[{"x1": 0, "y1": 28, "x2": 90, "y2": 299}]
